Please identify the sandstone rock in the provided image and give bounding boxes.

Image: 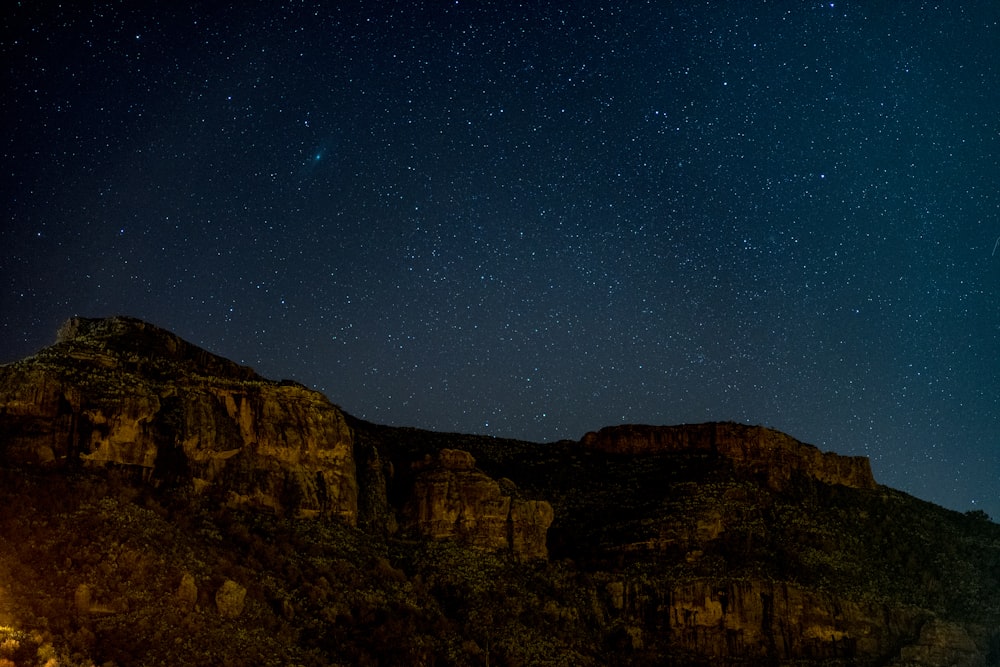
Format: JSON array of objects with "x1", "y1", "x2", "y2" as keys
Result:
[
  {"x1": 54, "y1": 316, "x2": 258, "y2": 381},
  {"x1": 508, "y1": 498, "x2": 555, "y2": 560},
  {"x1": 175, "y1": 573, "x2": 198, "y2": 612},
  {"x1": 580, "y1": 422, "x2": 876, "y2": 490},
  {"x1": 0, "y1": 317, "x2": 357, "y2": 523},
  {"x1": 74, "y1": 584, "x2": 92, "y2": 616},
  {"x1": 434, "y1": 448, "x2": 476, "y2": 470},
  {"x1": 891, "y1": 619, "x2": 985, "y2": 667},
  {"x1": 662, "y1": 578, "x2": 928, "y2": 663},
  {"x1": 605, "y1": 581, "x2": 625, "y2": 611},
  {"x1": 403, "y1": 449, "x2": 553, "y2": 559},
  {"x1": 215, "y1": 580, "x2": 246, "y2": 619},
  {"x1": 357, "y1": 442, "x2": 398, "y2": 536}
]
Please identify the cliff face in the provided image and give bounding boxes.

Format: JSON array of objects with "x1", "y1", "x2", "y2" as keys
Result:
[
  {"x1": 0, "y1": 317, "x2": 551, "y2": 555},
  {"x1": 0, "y1": 316, "x2": 357, "y2": 522},
  {"x1": 402, "y1": 448, "x2": 554, "y2": 559},
  {"x1": 660, "y1": 579, "x2": 929, "y2": 662},
  {"x1": 581, "y1": 422, "x2": 876, "y2": 490}
]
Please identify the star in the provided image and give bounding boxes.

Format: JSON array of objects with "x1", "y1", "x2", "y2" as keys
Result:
[{"x1": 1, "y1": 1, "x2": 997, "y2": 521}]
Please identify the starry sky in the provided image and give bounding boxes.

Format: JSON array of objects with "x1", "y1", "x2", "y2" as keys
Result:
[{"x1": 3, "y1": 2, "x2": 999, "y2": 519}]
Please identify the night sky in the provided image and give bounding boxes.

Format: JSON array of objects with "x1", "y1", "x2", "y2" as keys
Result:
[{"x1": 3, "y1": 2, "x2": 998, "y2": 519}]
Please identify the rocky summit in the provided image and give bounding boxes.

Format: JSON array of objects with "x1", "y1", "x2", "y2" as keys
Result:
[
  {"x1": 1, "y1": 316, "x2": 357, "y2": 521},
  {"x1": 0, "y1": 317, "x2": 997, "y2": 666}
]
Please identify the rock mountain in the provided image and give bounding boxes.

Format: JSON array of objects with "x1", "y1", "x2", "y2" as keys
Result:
[{"x1": 0, "y1": 316, "x2": 997, "y2": 666}]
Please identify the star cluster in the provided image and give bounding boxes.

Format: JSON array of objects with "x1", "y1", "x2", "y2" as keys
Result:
[{"x1": 2, "y1": 2, "x2": 998, "y2": 518}]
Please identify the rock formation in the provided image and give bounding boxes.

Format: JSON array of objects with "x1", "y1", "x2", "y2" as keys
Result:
[
  {"x1": 402, "y1": 448, "x2": 554, "y2": 559},
  {"x1": 215, "y1": 580, "x2": 247, "y2": 619},
  {"x1": 581, "y1": 422, "x2": 875, "y2": 490},
  {"x1": 0, "y1": 316, "x2": 357, "y2": 522},
  {"x1": 0, "y1": 316, "x2": 996, "y2": 666},
  {"x1": 175, "y1": 573, "x2": 198, "y2": 613},
  {"x1": 890, "y1": 619, "x2": 987, "y2": 667},
  {"x1": 0, "y1": 317, "x2": 551, "y2": 557},
  {"x1": 661, "y1": 578, "x2": 929, "y2": 663}
]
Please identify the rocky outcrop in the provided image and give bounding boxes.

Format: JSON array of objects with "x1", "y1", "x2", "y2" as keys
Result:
[
  {"x1": 662, "y1": 579, "x2": 926, "y2": 663},
  {"x1": 175, "y1": 573, "x2": 198, "y2": 613},
  {"x1": 581, "y1": 422, "x2": 876, "y2": 490},
  {"x1": 890, "y1": 619, "x2": 989, "y2": 667},
  {"x1": 402, "y1": 448, "x2": 554, "y2": 559},
  {"x1": 594, "y1": 576, "x2": 998, "y2": 665},
  {"x1": 0, "y1": 317, "x2": 357, "y2": 522},
  {"x1": 215, "y1": 580, "x2": 247, "y2": 619}
]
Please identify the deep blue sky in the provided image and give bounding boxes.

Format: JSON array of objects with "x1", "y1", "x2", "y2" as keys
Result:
[{"x1": 3, "y1": 2, "x2": 998, "y2": 519}]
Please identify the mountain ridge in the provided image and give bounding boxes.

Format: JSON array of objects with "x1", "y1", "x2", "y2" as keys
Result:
[{"x1": 0, "y1": 316, "x2": 997, "y2": 666}]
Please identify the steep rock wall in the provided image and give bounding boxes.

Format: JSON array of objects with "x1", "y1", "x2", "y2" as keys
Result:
[
  {"x1": 402, "y1": 448, "x2": 553, "y2": 559},
  {"x1": 0, "y1": 317, "x2": 357, "y2": 523},
  {"x1": 581, "y1": 422, "x2": 876, "y2": 490},
  {"x1": 600, "y1": 576, "x2": 994, "y2": 665},
  {"x1": 663, "y1": 579, "x2": 925, "y2": 663}
]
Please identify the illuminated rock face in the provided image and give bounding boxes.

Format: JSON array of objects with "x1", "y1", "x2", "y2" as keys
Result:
[
  {"x1": 402, "y1": 448, "x2": 554, "y2": 559},
  {"x1": 580, "y1": 422, "x2": 876, "y2": 491},
  {"x1": 0, "y1": 316, "x2": 357, "y2": 523},
  {"x1": 0, "y1": 317, "x2": 554, "y2": 558},
  {"x1": 657, "y1": 579, "x2": 928, "y2": 663}
]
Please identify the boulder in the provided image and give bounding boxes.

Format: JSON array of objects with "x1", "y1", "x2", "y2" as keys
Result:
[
  {"x1": 215, "y1": 580, "x2": 246, "y2": 619},
  {"x1": 175, "y1": 573, "x2": 198, "y2": 613}
]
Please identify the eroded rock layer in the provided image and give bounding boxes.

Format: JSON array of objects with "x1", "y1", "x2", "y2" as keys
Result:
[
  {"x1": 0, "y1": 316, "x2": 357, "y2": 521},
  {"x1": 402, "y1": 448, "x2": 553, "y2": 559},
  {"x1": 581, "y1": 422, "x2": 875, "y2": 490}
]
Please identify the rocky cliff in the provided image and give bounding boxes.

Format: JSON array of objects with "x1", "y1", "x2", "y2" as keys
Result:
[
  {"x1": 402, "y1": 448, "x2": 554, "y2": 559},
  {"x1": 0, "y1": 316, "x2": 357, "y2": 521},
  {"x1": 0, "y1": 317, "x2": 997, "y2": 667},
  {"x1": 0, "y1": 317, "x2": 550, "y2": 556},
  {"x1": 581, "y1": 422, "x2": 876, "y2": 490}
]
